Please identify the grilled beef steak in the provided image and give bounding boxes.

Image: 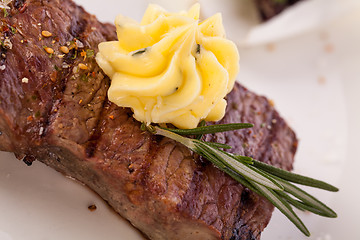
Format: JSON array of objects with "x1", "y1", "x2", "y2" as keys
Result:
[{"x1": 0, "y1": 0, "x2": 297, "y2": 239}]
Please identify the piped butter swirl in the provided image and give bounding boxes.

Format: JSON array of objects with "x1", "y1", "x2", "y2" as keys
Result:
[{"x1": 96, "y1": 4, "x2": 239, "y2": 129}]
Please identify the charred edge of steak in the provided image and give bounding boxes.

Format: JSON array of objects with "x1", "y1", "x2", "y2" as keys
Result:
[
  {"x1": 254, "y1": 0, "x2": 303, "y2": 21},
  {"x1": 230, "y1": 190, "x2": 259, "y2": 240},
  {"x1": 230, "y1": 226, "x2": 257, "y2": 240}
]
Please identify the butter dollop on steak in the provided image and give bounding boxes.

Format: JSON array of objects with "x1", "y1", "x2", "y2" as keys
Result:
[{"x1": 0, "y1": 0, "x2": 297, "y2": 239}]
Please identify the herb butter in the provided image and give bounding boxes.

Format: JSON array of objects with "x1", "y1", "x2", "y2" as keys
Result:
[{"x1": 96, "y1": 4, "x2": 239, "y2": 129}]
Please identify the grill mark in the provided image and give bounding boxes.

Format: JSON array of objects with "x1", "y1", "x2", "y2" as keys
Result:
[
  {"x1": 37, "y1": 0, "x2": 113, "y2": 147},
  {"x1": 11, "y1": 0, "x2": 105, "y2": 147},
  {"x1": 85, "y1": 104, "x2": 149, "y2": 159},
  {"x1": 84, "y1": 127, "x2": 101, "y2": 158},
  {"x1": 164, "y1": 143, "x2": 179, "y2": 180},
  {"x1": 129, "y1": 136, "x2": 147, "y2": 154},
  {"x1": 41, "y1": 59, "x2": 72, "y2": 138},
  {"x1": 84, "y1": 103, "x2": 108, "y2": 158},
  {"x1": 84, "y1": 98, "x2": 117, "y2": 158},
  {"x1": 1, "y1": 1, "x2": 73, "y2": 144},
  {"x1": 155, "y1": 142, "x2": 176, "y2": 194}
]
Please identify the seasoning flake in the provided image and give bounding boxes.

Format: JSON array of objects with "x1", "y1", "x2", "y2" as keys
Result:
[
  {"x1": 79, "y1": 63, "x2": 88, "y2": 70},
  {"x1": 44, "y1": 47, "x2": 54, "y2": 54},
  {"x1": 60, "y1": 46, "x2": 69, "y2": 54},
  {"x1": 80, "y1": 50, "x2": 87, "y2": 60},
  {"x1": 88, "y1": 204, "x2": 97, "y2": 212},
  {"x1": 3, "y1": 38, "x2": 12, "y2": 49},
  {"x1": 39, "y1": 127, "x2": 44, "y2": 135}
]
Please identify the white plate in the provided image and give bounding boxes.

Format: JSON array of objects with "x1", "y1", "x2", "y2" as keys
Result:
[{"x1": 1, "y1": 1, "x2": 360, "y2": 239}]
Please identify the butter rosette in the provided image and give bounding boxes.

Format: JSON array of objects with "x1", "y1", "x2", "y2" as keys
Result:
[{"x1": 96, "y1": 4, "x2": 239, "y2": 129}]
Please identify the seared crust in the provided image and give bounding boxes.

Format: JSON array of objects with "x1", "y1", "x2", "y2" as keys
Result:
[{"x1": 0, "y1": 1, "x2": 297, "y2": 239}]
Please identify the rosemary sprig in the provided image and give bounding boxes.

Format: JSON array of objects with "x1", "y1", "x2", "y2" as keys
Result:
[{"x1": 142, "y1": 123, "x2": 338, "y2": 237}]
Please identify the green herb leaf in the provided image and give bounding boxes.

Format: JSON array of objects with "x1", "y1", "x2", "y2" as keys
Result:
[
  {"x1": 10, "y1": 26, "x2": 17, "y2": 34},
  {"x1": 72, "y1": 50, "x2": 78, "y2": 59},
  {"x1": 252, "y1": 182, "x2": 311, "y2": 237},
  {"x1": 80, "y1": 74, "x2": 88, "y2": 82},
  {"x1": 132, "y1": 48, "x2": 147, "y2": 56},
  {"x1": 3, "y1": 8, "x2": 8, "y2": 18},
  {"x1": 205, "y1": 146, "x2": 284, "y2": 190},
  {"x1": 252, "y1": 159, "x2": 339, "y2": 191},
  {"x1": 274, "y1": 177, "x2": 337, "y2": 218},
  {"x1": 233, "y1": 155, "x2": 254, "y2": 165},
  {"x1": 86, "y1": 49, "x2": 94, "y2": 58},
  {"x1": 200, "y1": 141, "x2": 232, "y2": 149},
  {"x1": 196, "y1": 44, "x2": 201, "y2": 54},
  {"x1": 276, "y1": 190, "x2": 335, "y2": 218},
  {"x1": 160, "y1": 123, "x2": 253, "y2": 135},
  {"x1": 143, "y1": 123, "x2": 338, "y2": 237},
  {"x1": 196, "y1": 120, "x2": 206, "y2": 140}
]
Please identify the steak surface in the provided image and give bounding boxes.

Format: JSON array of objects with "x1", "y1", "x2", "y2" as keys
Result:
[{"x1": 0, "y1": 1, "x2": 297, "y2": 239}]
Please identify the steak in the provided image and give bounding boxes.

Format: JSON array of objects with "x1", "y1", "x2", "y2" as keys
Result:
[{"x1": 0, "y1": 0, "x2": 297, "y2": 239}]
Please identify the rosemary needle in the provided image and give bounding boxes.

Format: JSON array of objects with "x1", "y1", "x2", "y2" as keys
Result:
[
  {"x1": 252, "y1": 159, "x2": 339, "y2": 192},
  {"x1": 142, "y1": 123, "x2": 338, "y2": 237},
  {"x1": 160, "y1": 122, "x2": 253, "y2": 135}
]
